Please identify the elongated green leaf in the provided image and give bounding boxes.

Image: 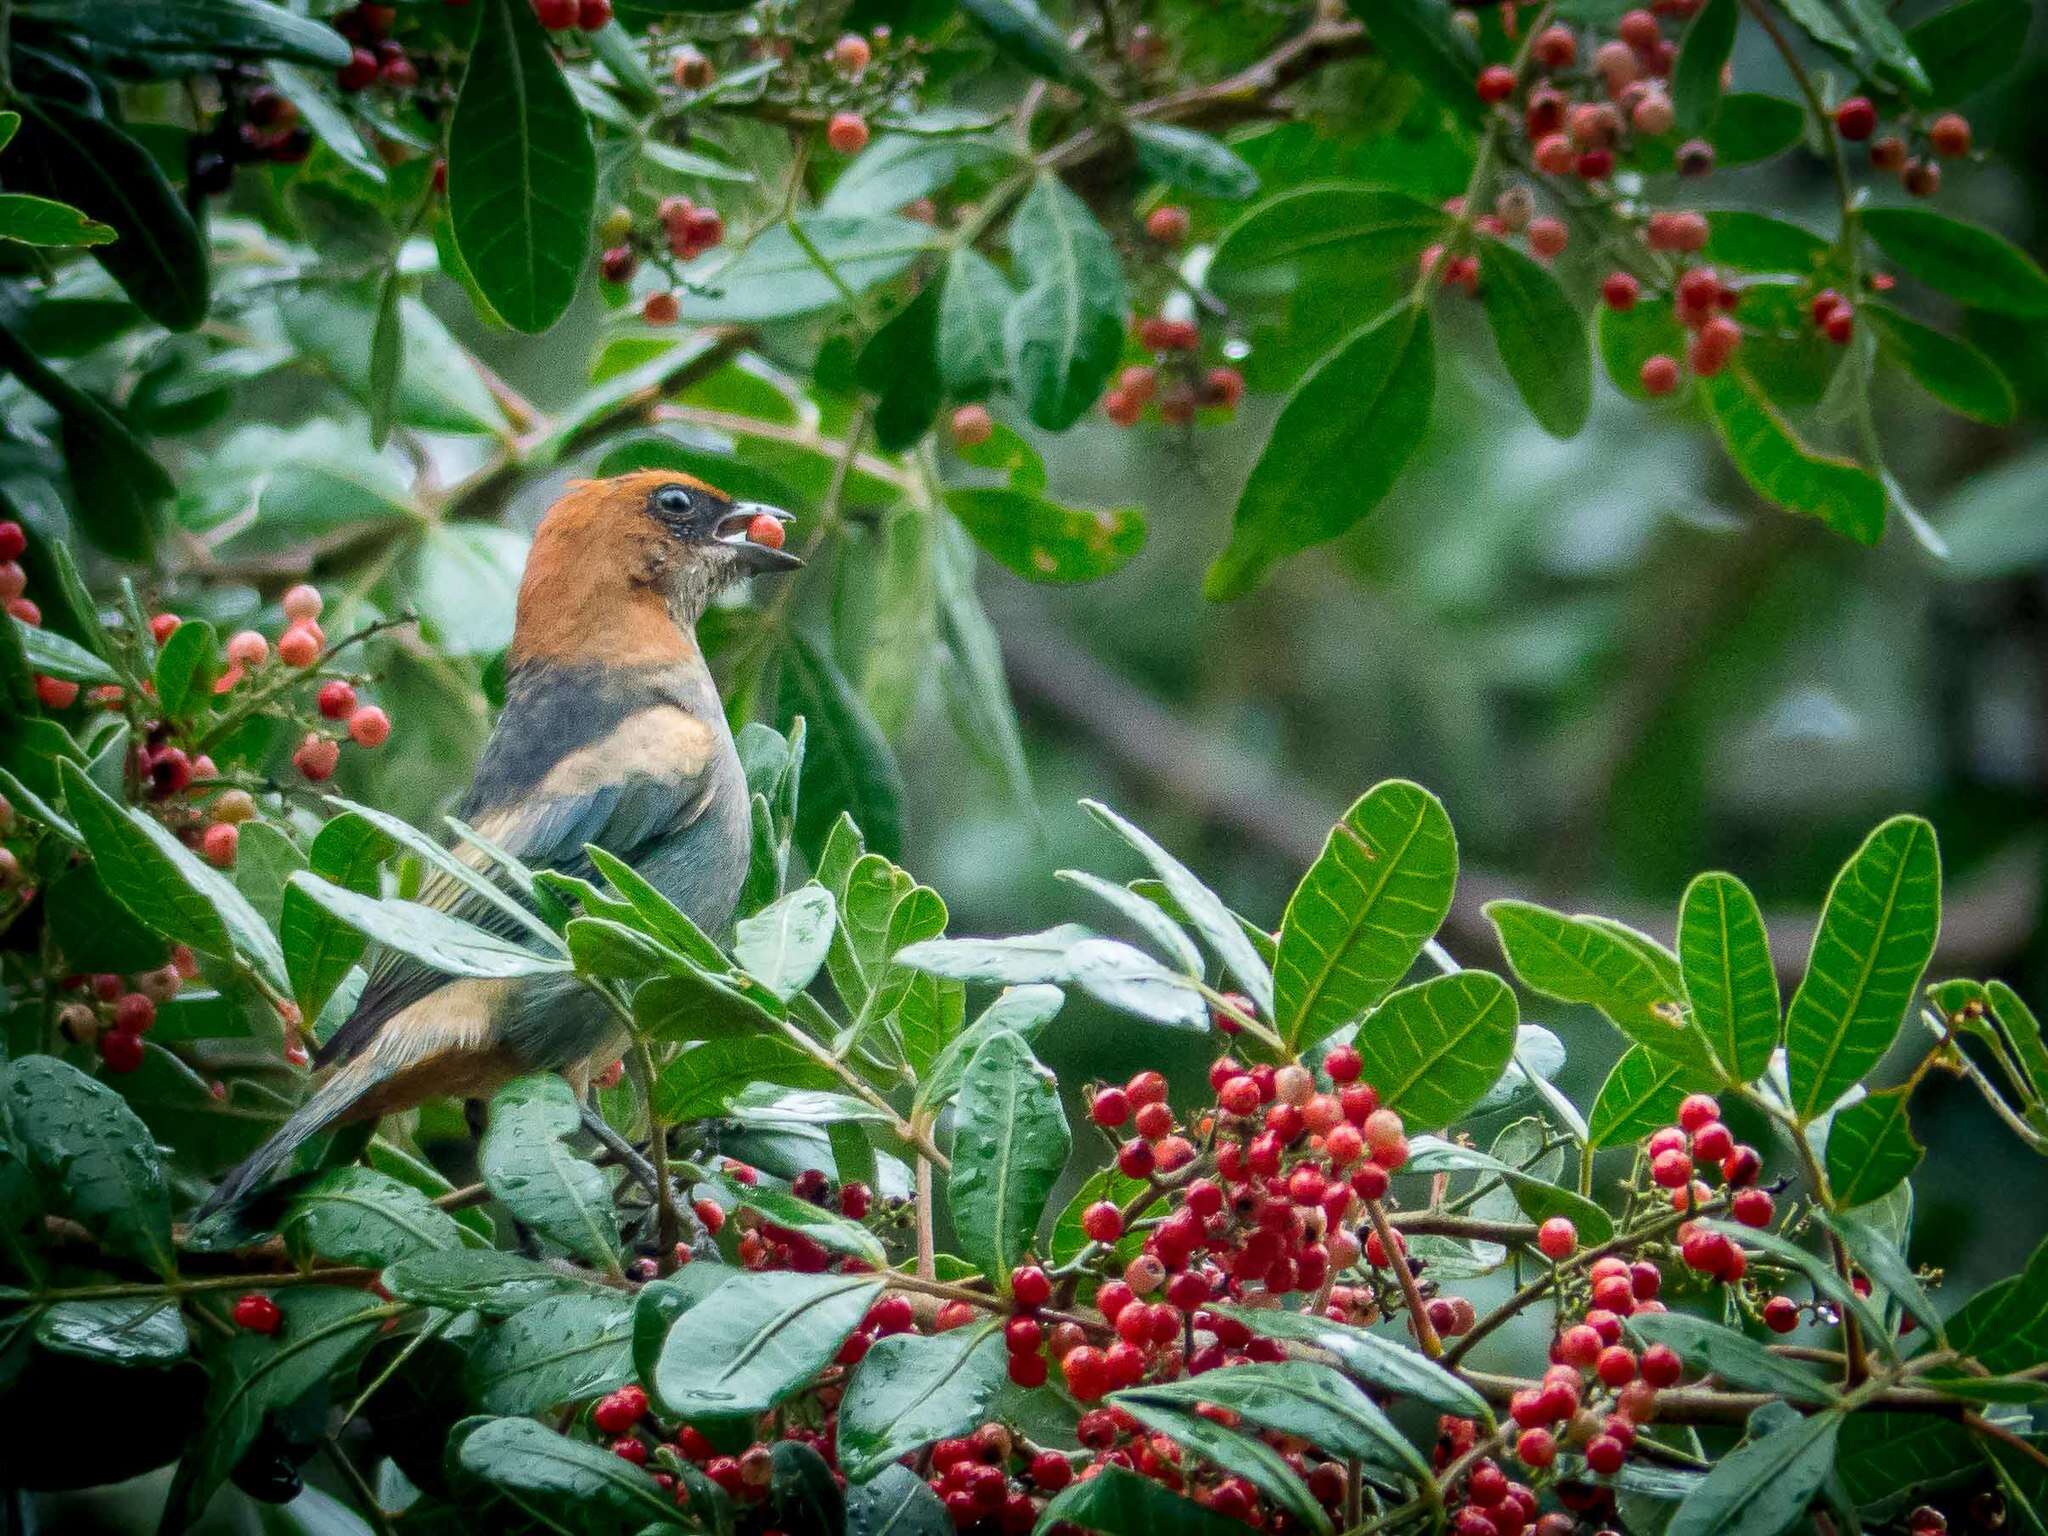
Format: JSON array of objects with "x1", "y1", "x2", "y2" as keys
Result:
[
  {"x1": 781, "y1": 630, "x2": 905, "y2": 863},
  {"x1": 448, "y1": 0, "x2": 596, "y2": 333},
  {"x1": 15, "y1": 617, "x2": 119, "y2": 685},
  {"x1": 1207, "y1": 303, "x2": 1432, "y2": 600},
  {"x1": 1868, "y1": 305, "x2": 2016, "y2": 425},
  {"x1": 1210, "y1": 184, "x2": 1448, "y2": 283},
  {"x1": 950, "y1": 1030, "x2": 1069, "y2": 1286},
  {"x1": 283, "y1": 289, "x2": 504, "y2": 437},
  {"x1": 2, "y1": 1055, "x2": 173, "y2": 1276},
  {"x1": 824, "y1": 134, "x2": 1011, "y2": 216},
  {"x1": 650, "y1": 1032, "x2": 834, "y2": 1118},
  {"x1": 383, "y1": 1248, "x2": 601, "y2": 1316},
  {"x1": 1275, "y1": 781, "x2": 1457, "y2": 1052},
  {"x1": 281, "y1": 1166, "x2": 467, "y2": 1269},
  {"x1": 285, "y1": 872, "x2": 565, "y2": 981},
  {"x1": 735, "y1": 885, "x2": 837, "y2": 1001},
  {"x1": 1003, "y1": 174, "x2": 1127, "y2": 430},
  {"x1": 651, "y1": 1269, "x2": 881, "y2": 1418},
  {"x1": 35, "y1": 1297, "x2": 188, "y2": 1366},
  {"x1": 1863, "y1": 209, "x2": 2048, "y2": 319},
  {"x1": 1948, "y1": 1232, "x2": 2048, "y2": 1376},
  {"x1": 1904, "y1": 0, "x2": 2030, "y2": 103},
  {"x1": 1589, "y1": 1046, "x2": 1708, "y2": 1148},
  {"x1": 1698, "y1": 1219, "x2": 1893, "y2": 1350},
  {"x1": 1783, "y1": 816, "x2": 1940, "y2": 1121},
  {"x1": 1704, "y1": 211, "x2": 1830, "y2": 274},
  {"x1": 480, "y1": 1074, "x2": 620, "y2": 1269},
  {"x1": 1678, "y1": 872, "x2": 1780, "y2": 1086},
  {"x1": 937, "y1": 246, "x2": 1016, "y2": 399},
  {"x1": 896, "y1": 926, "x2": 1090, "y2": 986},
  {"x1": 465, "y1": 1292, "x2": 634, "y2": 1414},
  {"x1": 1478, "y1": 237, "x2": 1590, "y2": 438},
  {"x1": 944, "y1": 486, "x2": 1144, "y2": 585},
  {"x1": 1066, "y1": 937, "x2": 1210, "y2": 1028},
  {"x1": 282, "y1": 813, "x2": 391, "y2": 1027},
  {"x1": 839, "y1": 1323, "x2": 1008, "y2": 1481},
  {"x1": 1701, "y1": 369, "x2": 1885, "y2": 543},
  {"x1": 1673, "y1": 0, "x2": 1738, "y2": 132},
  {"x1": 1835, "y1": 0, "x2": 1931, "y2": 93},
  {"x1": 458, "y1": 1416, "x2": 685, "y2": 1531},
  {"x1": 1354, "y1": 972, "x2": 1519, "y2": 1128},
  {"x1": 1486, "y1": 899, "x2": 1713, "y2": 1070},
  {"x1": 19, "y1": 0, "x2": 353, "y2": 65},
  {"x1": 1120, "y1": 1397, "x2": 1330, "y2": 1533},
  {"x1": 151, "y1": 620, "x2": 220, "y2": 720},
  {"x1": 678, "y1": 216, "x2": 936, "y2": 324},
  {"x1": 0, "y1": 192, "x2": 112, "y2": 248},
  {"x1": 957, "y1": 0, "x2": 1088, "y2": 85},
  {"x1": 1344, "y1": 0, "x2": 1483, "y2": 125},
  {"x1": 1059, "y1": 871, "x2": 1201, "y2": 977},
  {"x1": 1040, "y1": 1464, "x2": 1258, "y2": 1536},
  {"x1": 1117, "y1": 1360, "x2": 1429, "y2": 1481},
  {"x1": 1206, "y1": 1303, "x2": 1488, "y2": 1418},
  {"x1": 1824, "y1": 1084, "x2": 1923, "y2": 1206},
  {"x1": 268, "y1": 62, "x2": 387, "y2": 185},
  {"x1": 1131, "y1": 123, "x2": 1259, "y2": 200},
  {"x1": 1625, "y1": 1313, "x2": 1837, "y2": 1404},
  {"x1": 1824, "y1": 1209, "x2": 1944, "y2": 1341},
  {"x1": 1665, "y1": 1411, "x2": 1840, "y2": 1536}
]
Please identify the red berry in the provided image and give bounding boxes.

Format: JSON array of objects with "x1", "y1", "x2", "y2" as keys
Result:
[
  {"x1": 6, "y1": 598, "x2": 38, "y2": 626},
  {"x1": 1834, "y1": 96, "x2": 1878, "y2": 141},
  {"x1": 278, "y1": 624, "x2": 320, "y2": 668},
  {"x1": 1117, "y1": 1138, "x2": 1155, "y2": 1179},
  {"x1": 1011, "y1": 1265, "x2": 1051, "y2": 1308},
  {"x1": 202, "y1": 822, "x2": 239, "y2": 869},
  {"x1": 1527, "y1": 217, "x2": 1567, "y2": 258},
  {"x1": 692, "y1": 1197, "x2": 725, "y2": 1233},
  {"x1": 740, "y1": 513, "x2": 786, "y2": 554},
  {"x1": 827, "y1": 112, "x2": 870, "y2": 154},
  {"x1": 1201, "y1": 367, "x2": 1245, "y2": 411},
  {"x1": 1005, "y1": 1314, "x2": 1043, "y2": 1355},
  {"x1": 1061, "y1": 1345, "x2": 1110, "y2": 1401},
  {"x1": 1763, "y1": 1295, "x2": 1800, "y2": 1333},
  {"x1": 1145, "y1": 205, "x2": 1191, "y2": 244},
  {"x1": 293, "y1": 734, "x2": 341, "y2": 781},
  {"x1": 1730, "y1": 1187, "x2": 1774, "y2": 1227},
  {"x1": 1558, "y1": 1324, "x2": 1602, "y2": 1368},
  {"x1": 1677, "y1": 1093, "x2": 1720, "y2": 1131},
  {"x1": 35, "y1": 675, "x2": 77, "y2": 710},
  {"x1": 309, "y1": 681, "x2": 355, "y2": 722},
  {"x1": 1127, "y1": 1070, "x2": 1168, "y2": 1105},
  {"x1": 1690, "y1": 1121, "x2": 1733, "y2": 1163},
  {"x1": 1476, "y1": 64, "x2": 1516, "y2": 104},
  {"x1": 1537, "y1": 1217, "x2": 1577, "y2": 1259},
  {"x1": 0, "y1": 522, "x2": 23, "y2": 561},
  {"x1": 1134, "y1": 1100, "x2": 1174, "y2": 1140},
  {"x1": 1532, "y1": 25, "x2": 1576, "y2": 69},
  {"x1": 1651, "y1": 1148, "x2": 1692, "y2": 1188},
  {"x1": 232, "y1": 1294, "x2": 282, "y2": 1333},
  {"x1": 1007, "y1": 1349, "x2": 1047, "y2": 1387},
  {"x1": 97, "y1": 1028, "x2": 144, "y2": 1073},
  {"x1": 831, "y1": 33, "x2": 872, "y2": 73},
  {"x1": 1600, "y1": 271, "x2": 1640, "y2": 312},
  {"x1": 534, "y1": 0, "x2": 577, "y2": 27},
  {"x1": 1091, "y1": 1086, "x2": 1132, "y2": 1127},
  {"x1": 1929, "y1": 113, "x2": 1971, "y2": 158},
  {"x1": 950, "y1": 405, "x2": 994, "y2": 448},
  {"x1": 1081, "y1": 1201, "x2": 1124, "y2": 1243},
  {"x1": 1030, "y1": 1450, "x2": 1072, "y2": 1490},
  {"x1": 1516, "y1": 1428, "x2": 1556, "y2": 1468},
  {"x1": 1584, "y1": 1435, "x2": 1626, "y2": 1475},
  {"x1": 1823, "y1": 303, "x2": 1854, "y2": 344},
  {"x1": 1596, "y1": 1345, "x2": 1636, "y2": 1387},
  {"x1": 337, "y1": 45, "x2": 377, "y2": 90},
  {"x1": 1320, "y1": 1043, "x2": 1363, "y2": 1084}
]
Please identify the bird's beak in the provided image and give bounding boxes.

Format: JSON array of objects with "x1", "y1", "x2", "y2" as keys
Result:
[{"x1": 715, "y1": 503, "x2": 804, "y2": 573}]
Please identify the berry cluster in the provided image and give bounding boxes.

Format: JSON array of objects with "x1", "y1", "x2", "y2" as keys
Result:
[
  {"x1": 332, "y1": 2, "x2": 432, "y2": 94},
  {"x1": 1101, "y1": 350, "x2": 1245, "y2": 429},
  {"x1": 1833, "y1": 97, "x2": 1972, "y2": 198},
  {"x1": 1500, "y1": 8, "x2": 1706, "y2": 191},
  {"x1": 530, "y1": 0, "x2": 614, "y2": 37},
  {"x1": 50, "y1": 949, "x2": 200, "y2": 1075}
]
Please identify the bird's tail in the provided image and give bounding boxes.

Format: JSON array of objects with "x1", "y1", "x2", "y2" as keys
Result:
[{"x1": 193, "y1": 1058, "x2": 384, "y2": 1222}]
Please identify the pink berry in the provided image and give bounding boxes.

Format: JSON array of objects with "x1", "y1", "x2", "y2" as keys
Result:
[{"x1": 827, "y1": 112, "x2": 869, "y2": 154}]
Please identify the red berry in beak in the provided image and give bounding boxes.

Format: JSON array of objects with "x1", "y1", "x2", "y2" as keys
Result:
[{"x1": 746, "y1": 513, "x2": 786, "y2": 550}]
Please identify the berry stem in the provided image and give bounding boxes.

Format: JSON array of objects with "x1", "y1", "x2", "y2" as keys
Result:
[
  {"x1": 627, "y1": 1040, "x2": 684, "y2": 1273},
  {"x1": 1366, "y1": 1197, "x2": 1442, "y2": 1359}
]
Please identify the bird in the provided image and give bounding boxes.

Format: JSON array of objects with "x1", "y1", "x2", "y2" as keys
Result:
[{"x1": 197, "y1": 470, "x2": 801, "y2": 1217}]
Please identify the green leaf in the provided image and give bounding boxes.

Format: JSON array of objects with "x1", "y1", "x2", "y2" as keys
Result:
[
  {"x1": 1269, "y1": 782, "x2": 1466, "y2": 1056},
  {"x1": 1673, "y1": 0, "x2": 1738, "y2": 132},
  {"x1": 943, "y1": 486, "x2": 1144, "y2": 584},
  {"x1": 1082, "y1": 799, "x2": 1274, "y2": 1015},
  {"x1": 1406, "y1": 1135, "x2": 1614, "y2": 1240},
  {"x1": 480, "y1": 1074, "x2": 620, "y2": 1269},
  {"x1": 382, "y1": 1248, "x2": 601, "y2": 1316},
  {"x1": 1824, "y1": 1209, "x2": 1944, "y2": 1341},
  {"x1": 1783, "y1": 816, "x2": 1940, "y2": 1122},
  {"x1": 896, "y1": 926, "x2": 1092, "y2": 986},
  {"x1": 913, "y1": 986, "x2": 1064, "y2": 1118},
  {"x1": 651, "y1": 1269, "x2": 881, "y2": 1419},
  {"x1": 280, "y1": 1166, "x2": 468, "y2": 1269},
  {"x1": 676, "y1": 216, "x2": 936, "y2": 324},
  {"x1": 1066, "y1": 938, "x2": 1210, "y2": 1027},
  {"x1": 1948, "y1": 1232, "x2": 2048, "y2": 1376},
  {"x1": 956, "y1": 0, "x2": 1088, "y2": 86},
  {"x1": 4, "y1": 100, "x2": 207, "y2": 329},
  {"x1": 1111, "y1": 1398, "x2": 1330, "y2": 1534},
  {"x1": 1700, "y1": 368, "x2": 1885, "y2": 543},
  {"x1": 1904, "y1": 0, "x2": 2030, "y2": 103},
  {"x1": 1665, "y1": 1411, "x2": 1841, "y2": 1536},
  {"x1": 1677, "y1": 872, "x2": 1780, "y2": 1086},
  {"x1": 1059, "y1": 870, "x2": 1202, "y2": 977},
  {"x1": 1709, "y1": 93, "x2": 1807, "y2": 165},
  {"x1": 847, "y1": 1465, "x2": 952, "y2": 1536},
  {"x1": 151, "y1": 619, "x2": 220, "y2": 720},
  {"x1": 15, "y1": 617, "x2": 119, "y2": 685},
  {"x1": 735, "y1": 885, "x2": 837, "y2": 1002},
  {"x1": 782, "y1": 631, "x2": 905, "y2": 864},
  {"x1": 1039, "y1": 1464, "x2": 1263, "y2": 1536},
  {"x1": 1824, "y1": 1085, "x2": 1924, "y2": 1206},
  {"x1": 1478, "y1": 236, "x2": 1590, "y2": 438},
  {"x1": 34, "y1": 1297, "x2": 188, "y2": 1366},
  {"x1": 1625, "y1": 1313, "x2": 1837, "y2": 1404},
  {"x1": 282, "y1": 813, "x2": 390, "y2": 1028},
  {"x1": 949, "y1": 1030, "x2": 1069, "y2": 1287},
  {"x1": 838, "y1": 1323, "x2": 1009, "y2": 1481},
  {"x1": 1597, "y1": 300, "x2": 1691, "y2": 403},
  {"x1": 1835, "y1": 0, "x2": 1931, "y2": 93},
  {"x1": 1115, "y1": 1360, "x2": 1429, "y2": 1482},
  {"x1": 1700, "y1": 1218, "x2": 1894, "y2": 1349},
  {"x1": 937, "y1": 246, "x2": 1016, "y2": 399},
  {"x1": 1210, "y1": 185, "x2": 1448, "y2": 284},
  {"x1": 1206, "y1": 303, "x2": 1433, "y2": 600},
  {"x1": 1130, "y1": 123, "x2": 1259, "y2": 200},
  {"x1": 823, "y1": 134, "x2": 1013, "y2": 217},
  {"x1": 1206, "y1": 1302, "x2": 1487, "y2": 1418},
  {"x1": 62, "y1": 760, "x2": 287, "y2": 991},
  {"x1": 1353, "y1": 972, "x2": 1519, "y2": 1127},
  {"x1": 1003, "y1": 174, "x2": 1128, "y2": 431},
  {"x1": 465, "y1": 1292, "x2": 634, "y2": 1414},
  {"x1": 1868, "y1": 305, "x2": 2016, "y2": 425},
  {"x1": 585, "y1": 845, "x2": 729, "y2": 971},
  {"x1": 17, "y1": 0, "x2": 353, "y2": 65},
  {"x1": 934, "y1": 521, "x2": 1034, "y2": 811},
  {"x1": 1704, "y1": 211, "x2": 1830, "y2": 274},
  {"x1": 284, "y1": 871, "x2": 568, "y2": 981},
  {"x1": 282, "y1": 289, "x2": 505, "y2": 437},
  {"x1": 1, "y1": 1055, "x2": 173, "y2": 1276},
  {"x1": 268, "y1": 62, "x2": 387, "y2": 186},
  {"x1": 720, "y1": 1174, "x2": 887, "y2": 1265},
  {"x1": 457, "y1": 1416, "x2": 685, "y2": 1532},
  {"x1": 448, "y1": 0, "x2": 597, "y2": 333},
  {"x1": 0, "y1": 192, "x2": 113, "y2": 248},
  {"x1": 1863, "y1": 208, "x2": 2048, "y2": 318},
  {"x1": 1344, "y1": 0, "x2": 1483, "y2": 125},
  {"x1": 1486, "y1": 899, "x2": 1711, "y2": 1070}
]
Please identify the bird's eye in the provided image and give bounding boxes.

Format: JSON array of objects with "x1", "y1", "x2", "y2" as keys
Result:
[{"x1": 655, "y1": 485, "x2": 695, "y2": 517}]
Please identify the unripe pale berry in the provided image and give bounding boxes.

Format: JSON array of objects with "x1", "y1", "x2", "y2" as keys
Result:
[
  {"x1": 285, "y1": 585, "x2": 324, "y2": 624},
  {"x1": 827, "y1": 112, "x2": 870, "y2": 154},
  {"x1": 950, "y1": 404, "x2": 993, "y2": 447},
  {"x1": 278, "y1": 624, "x2": 320, "y2": 667},
  {"x1": 226, "y1": 630, "x2": 269, "y2": 668},
  {"x1": 348, "y1": 705, "x2": 391, "y2": 748},
  {"x1": 1145, "y1": 205, "x2": 1191, "y2": 244},
  {"x1": 1929, "y1": 113, "x2": 1971, "y2": 158},
  {"x1": 1527, "y1": 217, "x2": 1567, "y2": 258},
  {"x1": 831, "y1": 33, "x2": 871, "y2": 73}
]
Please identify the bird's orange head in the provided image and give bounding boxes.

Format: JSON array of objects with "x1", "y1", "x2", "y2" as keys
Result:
[{"x1": 509, "y1": 470, "x2": 799, "y2": 668}]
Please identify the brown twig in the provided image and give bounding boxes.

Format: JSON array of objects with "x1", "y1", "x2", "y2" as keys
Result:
[{"x1": 1367, "y1": 1199, "x2": 1443, "y2": 1358}]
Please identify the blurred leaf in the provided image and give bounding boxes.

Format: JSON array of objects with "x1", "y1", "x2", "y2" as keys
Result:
[
  {"x1": 1677, "y1": 872, "x2": 1780, "y2": 1086},
  {"x1": 650, "y1": 1269, "x2": 880, "y2": 1419},
  {"x1": 284, "y1": 290, "x2": 505, "y2": 438},
  {"x1": 1059, "y1": 869, "x2": 1201, "y2": 975},
  {"x1": 780, "y1": 630, "x2": 905, "y2": 863},
  {"x1": 1041, "y1": 1464, "x2": 1262, "y2": 1536},
  {"x1": 956, "y1": 0, "x2": 1088, "y2": 86},
  {"x1": 1700, "y1": 369, "x2": 1884, "y2": 543},
  {"x1": 1207, "y1": 303, "x2": 1433, "y2": 600},
  {"x1": 933, "y1": 521, "x2": 1032, "y2": 810},
  {"x1": 404, "y1": 524, "x2": 529, "y2": 656},
  {"x1": 1664, "y1": 1412, "x2": 1840, "y2": 1536},
  {"x1": 1710, "y1": 93, "x2": 1807, "y2": 164},
  {"x1": 897, "y1": 925, "x2": 1095, "y2": 985},
  {"x1": 1344, "y1": 0, "x2": 1483, "y2": 124},
  {"x1": 1210, "y1": 184, "x2": 1447, "y2": 283},
  {"x1": 1673, "y1": 0, "x2": 1737, "y2": 132},
  {"x1": 448, "y1": 0, "x2": 597, "y2": 333},
  {"x1": 1703, "y1": 211, "x2": 1829, "y2": 274},
  {"x1": 480, "y1": 1074, "x2": 620, "y2": 1269},
  {"x1": 1478, "y1": 236, "x2": 1590, "y2": 438},
  {"x1": 950, "y1": 1029, "x2": 1069, "y2": 1286},
  {"x1": 1067, "y1": 936, "x2": 1210, "y2": 1027},
  {"x1": 1003, "y1": 174, "x2": 1127, "y2": 430},
  {"x1": 1835, "y1": 0, "x2": 1930, "y2": 93},
  {"x1": 943, "y1": 486, "x2": 1143, "y2": 584},
  {"x1": 1823, "y1": 1208, "x2": 1944, "y2": 1339},
  {"x1": 650, "y1": 1033, "x2": 836, "y2": 1118},
  {"x1": 1354, "y1": 972, "x2": 1519, "y2": 1127},
  {"x1": 1589, "y1": 1045, "x2": 1711, "y2": 1148},
  {"x1": 1597, "y1": 300, "x2": 1690, "y2": 402},
  {"x1": 856, "y1": 282, "x2": 945, "y2": 452},
  {"x1": 1131, "y1": 123, "x2": 1259, "y2": 200},
  {"x1": 1862, "y1": 208, "x2": 2048, "y2": 318},
  {"x1": 1783, "y1": 815, "x2": 1940, "y2": 1122},
  {"x1": 384, "y1": 1249, "x2": 601, "y2": 1315},
  {"x1": 1933, "y1": 446, "x2": 2048, "y2": 576},
  {"x1": 268, "y1": 62, "x2": 386, "y2": 185},
  {"x1": 1867, "y1": 306, "x2": 2015, "y2": 425},
  {"x1": 457, "y1": 1417, "x2": 685, "y2": 1531},
  {"x1": 1, "y1": 1055, "x2": 173, "y2": 1275},
  {"x1": 1824, "y1": 1085, "x2": 1924, "y2": 1206},
  {"x1": 17, "y1": 0, "x2": 353, "y2": 65},
  {"x1": 1904, "y1": 0, "x2": 2030, "y2": 103},
  {"x1": 465, "y1": 1292, "x2": 634, "y2": 1414},
  {"x1": 1948, "y1": 1232, "x2": 2048, "y2": 1375},
  {"x1": 152, "y1": 619, "x2": 220, "y2": 720},
  {"x1": 14, "y1": 616, "x2": 119, "y2": 685},
  {"x1": 837, "y1": 1323, "x2": 1008, "y2": 1481},
  {"x1": 0, "y1": 192, "x2": 112, "y2": 247},
  {"x1": 1774, "y1": 0, "x2": 1858, "y2": 54},
  {"x1": 281, "y1": 1166, "x2": 467, "y2": 1269},
  {"x1": 937, "y1": 246, "x2": 1016, "y2": 399},
  {"x1": 676, "y1": 216, "x2": 936, "y2": 323},
  {"x1": 823, "y1": 134, "x2": 1012, "y2": 215},
  {"x1": 4, "y1": 100, "x2": 206, "y2": 330}
]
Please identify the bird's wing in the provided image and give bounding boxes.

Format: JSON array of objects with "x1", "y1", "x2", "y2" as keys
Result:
[{"x1": 315, "y1": 699, "x2": 724, "y2": 1068}]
